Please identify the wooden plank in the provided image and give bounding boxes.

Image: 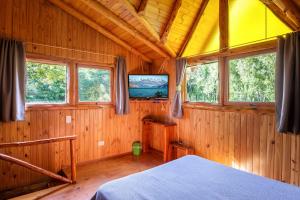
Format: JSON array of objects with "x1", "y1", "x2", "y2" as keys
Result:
[
  {"x1": 246, "y1": 113, "x2": 254, "y2": 172},
  {"x1": 114, "y1": 0, "x2": 177, "y2": 57},
  {"x1": 188, "y1": 40, "x2": 277, "y2": 65},
  {"x1": 219, "y1": 0, "x2": 228, "y2": 51},
  {"x1": 160, "y1": 0, "x2": 182, "y2": 43},
  {"x1": 70, "y1": 140, "x2": 76, "y2": 183},
  {"x1": 253, "y1": 113, "x2": 260, "y2": 175},
  {"x1": 282, "y1": 134, "x2": 291, "y2": 183},
  {"x1": 274, "y1": 130, "x2": 283, "y2": 181},
  {"x1": 259, "y1": 114, "x2": 268, "y2": 177},
  {"x1": 291, "y1": 133, "x2": 297, "y2": 185},
  {"x1": 266, "y1": 115, "x2": 275, "y2": 178},
  {"x1": 223, "y1": 112, "x2": 230, "y2": 166},
  {"x1": 228, "y1": 112, "x2": 235, "y2": 167},
  {"x1": 279, "y1": 0, "x2": 300, "y2": 28},
  {"x1": 260, "y1": 0, "x2": 299, "y2": 30},
  {"x1": 0, "y1": 136, "x2": 77, "y2": 148},
  {"x1": 80, "y1": 0, "x2": 171, "y2": 59},
  {"x1": 240, "y1": 113, "x2": 247, "y2": 171},
  {"x1": 137, "y1": 0, "x2": 149, "y2": 16},
  {"x1": 233, "y1": 113, "x2": 241, "y2": 169},
  {"x1": 48, "y1": 0, "x2": 152, "y2": 62}
]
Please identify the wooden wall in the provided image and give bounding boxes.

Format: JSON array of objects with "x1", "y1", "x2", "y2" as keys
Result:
[
  {"x1": 1, "y1": 0, "x2": 298, "y2": 194},
  {"x1": 151, "y1": 44, "x2": 300, "y2": 188},
  {"x1": 0, "y1": 0, "x2": 170, "y2": 192},
  {"x1": 146, "y1": 58, "x2": 300, "y2": 187},
  {"x1": 0, "y1": 102, "x2": 162, "y2": 191},
  {"x1": 174, "y1": 106, "x2": 300, "y2": 187}
]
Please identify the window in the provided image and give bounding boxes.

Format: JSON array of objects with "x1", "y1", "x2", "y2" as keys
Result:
[
  {"x1": 185, "y1": 61, "x2": 219, "y2": 103},
  {"x1": 228, "y1": 52, "x2": 276, "y2": 103},
  {"x1": 77, "y1": 66, "x2": 111, "y2": 103},
  {"x1": 26, "y1": 61, "x2": 68, "y2": 104}
]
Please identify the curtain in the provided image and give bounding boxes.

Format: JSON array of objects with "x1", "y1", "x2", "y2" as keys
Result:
[
  {"x1": 171, "y1": 58, "x2": 187, "y2": 118},
  {"x1": 276, "y1": 32, "x2": 300, "y2": 133},
  {"x1": 0, "y1": 38, "x2": 25, "y2": 122},
  {"x1": 115, "y1": 56, "x2": 130, "y2": 115}
]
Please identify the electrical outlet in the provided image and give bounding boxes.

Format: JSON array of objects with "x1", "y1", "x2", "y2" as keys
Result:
[
  {"x1": 98, "y1": 140, "x2": 105, "y2": 146},
  {"x1": 66, "y1": 116, "x2": 72, "y2": 124}
]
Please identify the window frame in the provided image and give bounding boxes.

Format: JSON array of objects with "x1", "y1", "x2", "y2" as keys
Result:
[
  {"x1": 224, "y1": 49, "x2": 276, "y2": 107},
  {"x1": 25, "y1": 58, "x2": 71, "y2": 108},
  {"x1": 183, "y1": 57, "x2": 221, "y2": 106},
  {"x1": 184, "y1": 41, "x2": 277, "y2": 109},
  {"x1": 76, "y1": 64, "x2": 114, "y2": 105}
]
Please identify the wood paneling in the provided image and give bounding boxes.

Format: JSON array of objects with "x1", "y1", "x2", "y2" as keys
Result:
[
  {"x1": 154, "y1": 52, "x2": 300, "y2": 188},
  {"x1": 0, "y1": 103, "x2": 163, "y2": 191},
  {"x1": 0, "y1": 0, "x2": 155, "y2": 192},
  {"x1": 0, "y1": 0, "x2": 150, "y2": 65},
  {"x1": 175, "y1": 107, "x2": 300, "y2": 186}
]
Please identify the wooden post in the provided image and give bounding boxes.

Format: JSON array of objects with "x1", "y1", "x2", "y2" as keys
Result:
[
  {"x1": 70, "y1": 139, "x2": 76, "y2": 183},
  {"x1": 163, "y1": 127, "x2": 170, "y2": 162},
  {"x1": 219, "y1": 0, "x2": 229, "y2": 52},
  {"x1": 164, "y1": 126, "x2": 175, "y2": 162},
  {"x1": 142, "y1": 121, "x2": 151, "y2": 153}
]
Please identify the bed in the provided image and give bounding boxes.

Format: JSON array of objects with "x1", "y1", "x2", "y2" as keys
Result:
[{"x1": 91, "y1": 155, "x2": 300, "y2": 200}]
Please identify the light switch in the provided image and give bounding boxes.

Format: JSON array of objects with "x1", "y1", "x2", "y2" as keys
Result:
[
  {"x1": 66, "y1": 116, "x2": 72, "y2": 124},
  {"x1": 98, "y1": 140, "x2": 105, "y2": 146}
]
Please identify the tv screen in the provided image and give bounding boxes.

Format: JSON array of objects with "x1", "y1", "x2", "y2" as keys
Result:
[{"x1": 128, "y1": 74, "x2": 169, "y2": 99}]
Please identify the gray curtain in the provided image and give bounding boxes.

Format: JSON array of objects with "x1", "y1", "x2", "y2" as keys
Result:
[
  {"x1": 0, "y1": 38, "x2": 25, "y2": 122},
  {"x1": 171, "y1": 58, "x2": 187, "y2": 118},
  {"x1": 276, "y1": 32, "x2": 300, "y2": 133},
  {"x1": 115, "y1": 56, "x2": 130, "y2": 115}
]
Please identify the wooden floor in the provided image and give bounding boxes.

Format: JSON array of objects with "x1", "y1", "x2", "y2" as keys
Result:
[{"x1": 12, "y1": 152, "x2": 163, "y2": 200}]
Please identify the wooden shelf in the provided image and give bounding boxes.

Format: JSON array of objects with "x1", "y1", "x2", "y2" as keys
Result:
[
  {"x1": 168, "y1": 142, "x2": 194, "y2": 161},
  {"x1": 142, "y1": 118, "x2": 177, "y2": 162},
  {"x1": 129, "y1": 99, "x2": 169, "y2": 103},
  {"x1": 142, "y1": 118, "x2": 176, "y2": 126}
]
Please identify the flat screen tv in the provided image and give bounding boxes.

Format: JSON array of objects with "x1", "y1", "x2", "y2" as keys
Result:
[{"x1": 128, "y1": 74, "x2": 169, "y2": 99}]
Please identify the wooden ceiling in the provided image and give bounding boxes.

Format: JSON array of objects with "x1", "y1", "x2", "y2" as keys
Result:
[{"x1": 48, "y1": 0, "x2": 300, "y2": 62}]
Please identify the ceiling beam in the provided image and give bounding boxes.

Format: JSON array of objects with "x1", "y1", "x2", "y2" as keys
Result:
[
  {"x1": 137, "y1": 0, "x2": 148, "y2": 16},
  {"x1": 279, "y1": 0, "x2": 300, "y2": 28},
  {"x1": 48, "y1": 0, "x2": 152, "y2": 62},
  {"x1": 188, "y1": 40, "x2": 277, "y2": 65},
  {"x1": 161, "y1": 0, "x2": 182, "y2": 43},
  {"x1": 80, "y1": 0, "x2": 170, "y2": 59},
  {"x1": 260, "y1": 0, "x2": 299, "y2": 30},
  {"x1": 219, "y1": 0, "x2": 228, "y2": 51},
  {"x1": 115, "y1": 0, "x2": 176, "y2": 57},
  {"x1": 178, "y1": 0, "x2": 209, "y2": 57}
]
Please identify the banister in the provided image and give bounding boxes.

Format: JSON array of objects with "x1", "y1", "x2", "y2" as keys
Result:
[
  {"x1": 0, "y1": 135, "x2": 77, "y2": 184},
  {"x1": 0, "y1": 153, "x2": 72, "y2": 183},
  {"x1": 0, "y1": 135, "x2": 77, "y2": 148}
]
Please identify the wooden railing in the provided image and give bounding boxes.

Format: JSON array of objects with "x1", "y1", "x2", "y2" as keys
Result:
[{"x1": 0, "y1": 135, "x2": 77, "y2": 184}]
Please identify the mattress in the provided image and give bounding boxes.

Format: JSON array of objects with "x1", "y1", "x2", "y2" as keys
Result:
[{"x1": 91, "y1": 155, "x2": 300, "y2": 200}]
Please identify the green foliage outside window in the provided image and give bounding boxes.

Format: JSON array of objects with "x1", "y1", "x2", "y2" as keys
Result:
[
  {"x1": 229, "y1": 53, "x2": 275, "y2": 102},
  {"x1": 26, "y1": 61, "x2": 67, "y2": 104},
  {"x1": 78, "y1": 67, "x2": 111, "y2": 102},
  {"x1": 186, "y1": 62, "x2": 219, "y2": 103}
]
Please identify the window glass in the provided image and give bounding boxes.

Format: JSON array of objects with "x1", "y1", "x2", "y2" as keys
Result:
[
  {"x1": 229, "y1": 52, "x2": 275, "y2": 102},
  {"x1": 182, "y1": 0, "x2": 219, "y2": 56},
  {"x1": 229, "y1": 0, "x2": 291, "y2": 47},
  {"x1": 26, "y1": 61, "x2": 67, "y2": 104},
  {"x1": 186, "y1": 61, "x2": 219, "y2": 103},
  {"x1": 78, "y1": 67, "x2": 111, "y2": 102}
]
